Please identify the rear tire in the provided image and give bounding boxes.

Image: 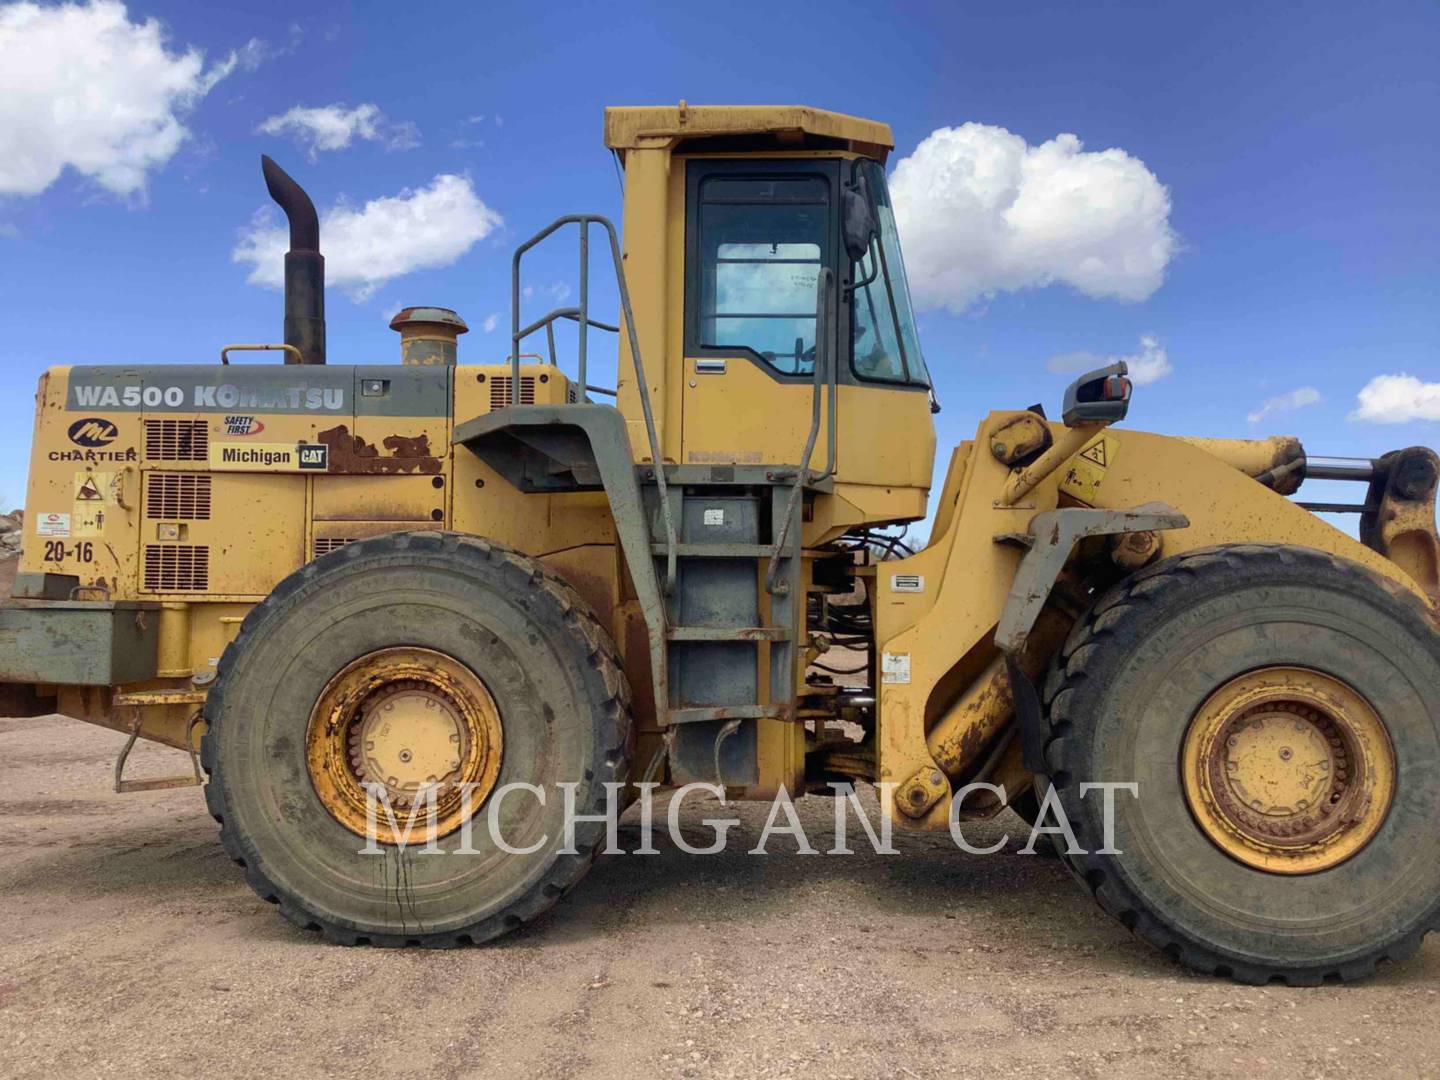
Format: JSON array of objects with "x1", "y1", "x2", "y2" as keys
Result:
[
  {"x1": 1041, "y1": 543, "x2": 1440, "y2": 984},
  {"x1": 200, "y1": 531, "x2": 632, "y2": 946}
]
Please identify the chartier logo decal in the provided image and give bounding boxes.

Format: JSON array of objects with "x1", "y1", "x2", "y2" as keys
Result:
[{"x1": 67, "y1": 418, "x2": 118, "y2": 448}]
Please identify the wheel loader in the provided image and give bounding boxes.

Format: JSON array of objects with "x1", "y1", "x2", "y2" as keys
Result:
[{"x1": 4, "y1": 103, "x2": 1439, "y2": 984}]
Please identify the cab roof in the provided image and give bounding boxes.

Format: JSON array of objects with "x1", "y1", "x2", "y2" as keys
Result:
[{"x1": 604, "y1": 103, "x2": 893, "y2": 163}]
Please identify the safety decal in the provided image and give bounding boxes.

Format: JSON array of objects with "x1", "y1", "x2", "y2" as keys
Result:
[
  {"x1": 881, "y1": 653, "x2": 911, "y2": 684},
  {"x1": 1059, "y1": 434, "x2": 1120, "y2": 505}
]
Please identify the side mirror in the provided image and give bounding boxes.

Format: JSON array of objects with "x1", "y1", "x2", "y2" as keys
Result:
[
  {"x1": 1062, "y1": 361, "x2": 1132, "y2": 427},
  {"x1": 842, "y1": 184, "x2": 878, "y2": 263}
]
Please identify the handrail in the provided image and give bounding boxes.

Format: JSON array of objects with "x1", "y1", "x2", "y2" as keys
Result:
[
  {"x1": 515, "y1": 309, "x2": 622, "y2": 365},
  {"x1": 220, "y1": 343, "x2": 303, "y2": 365},
  {"x1": 510, "y1": 214, "x2": 677, "y2": 593},
  {"x1": 766, "y1": 268, "x2": 836, "y2": 595}
]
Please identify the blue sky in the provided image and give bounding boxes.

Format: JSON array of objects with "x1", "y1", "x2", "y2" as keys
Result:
[{"x1": 1, "y1": 0, "x2": 1437, "y2": 522}]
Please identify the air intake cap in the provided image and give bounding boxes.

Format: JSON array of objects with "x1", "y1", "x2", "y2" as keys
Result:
[{"x1": 389, "y1": 307, "x2": 468, "y2": 366}]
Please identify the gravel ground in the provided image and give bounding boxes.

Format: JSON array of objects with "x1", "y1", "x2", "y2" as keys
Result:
[{"x1": 1, "y1": 714, "x2": 1437, "y2": 1080}]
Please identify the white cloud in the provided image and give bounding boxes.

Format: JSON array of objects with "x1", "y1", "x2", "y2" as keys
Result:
[
  {"x1": 1248, "y1": 386, "x2": 1321, "y2": 425},
  {"x1": 257, "y1": 102, "x2": 419, "y2": 159},
  {"x1": 481, "y1": 313, "x2": 500, "y2": 333},
  {"x1": 1046, "y1": 335, "x2": 1172, "y2": 386},
  {"x1": 233, "y1": 174, "x2": 501, "y2": 301},
  {"x1": 1351, "y1": 374, "x2": 1440, "y2": 424},
  {"x1": 0, "y1": 0, "x2": 240, "y2": 197},
  {"x1": 234, "y1": 23, "x2": 301, "y2": 70},
  {"x1": 890, "y1": 123, "x2": 1177, "y2": 312}
]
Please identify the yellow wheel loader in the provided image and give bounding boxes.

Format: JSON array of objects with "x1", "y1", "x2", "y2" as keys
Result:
[{"x1": 5, "y1": 104, "x2": 1439, "y2": 984}]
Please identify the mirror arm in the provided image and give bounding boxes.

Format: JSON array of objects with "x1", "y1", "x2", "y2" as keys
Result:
[{"x1": 844, "y1": 238, "x2": 881, "y2": 297}]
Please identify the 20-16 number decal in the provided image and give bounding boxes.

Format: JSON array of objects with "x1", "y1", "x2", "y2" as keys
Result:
[{"x1": 43, "y1": 540, "x2": 93, "y2": 563}]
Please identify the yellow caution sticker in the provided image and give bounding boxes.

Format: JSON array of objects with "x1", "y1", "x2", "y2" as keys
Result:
[
  {"x1": 73, "y1": 470, "x2": 121, "y2": 504},
  {"x1": 72, "y1": 503, "x2": 109, "y2": 537},
  {"x1": 1059, "y1": 434, "x2": 1119, "y2": 504},
  {"x1": 72, "y1": 471, "x2": 122, "y2": 536}
]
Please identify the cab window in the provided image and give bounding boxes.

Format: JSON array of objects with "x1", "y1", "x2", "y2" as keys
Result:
[
  {"x1": 848, "y1": 160, "x2": 931, "y2": 388},
  {"x1": 691, "y1": 172, "x2": 830, "y2": 376}
]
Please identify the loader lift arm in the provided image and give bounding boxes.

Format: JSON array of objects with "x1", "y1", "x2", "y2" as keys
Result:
[{"x1": 993, "y1": 501, "x2": 1189, "y2": 773}]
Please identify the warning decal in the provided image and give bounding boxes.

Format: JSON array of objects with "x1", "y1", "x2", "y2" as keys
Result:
[
  {"x1": 1059, "y1": 434, "x2": 1120, "y2": 505},
  {"x1": 73, "y1": 471, "x2": 121, "y2": 504},
  {"x1": 881, "y1": 653, "x2": 912, "y2": 685},
  {"x1": 73, "y1": 505, "x2": 107, "y2": 537},
  {"x1": 71, "y1": 471, "x2": 122, "y2": 535}
]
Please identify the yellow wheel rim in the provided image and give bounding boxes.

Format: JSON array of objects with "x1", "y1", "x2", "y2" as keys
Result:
[
  {"x1": 305, "y1": 647, "x2": 503, "y2": 845},
  {"x1": 1182, "y1": 666, "x2": 1395, "y2": 875}
]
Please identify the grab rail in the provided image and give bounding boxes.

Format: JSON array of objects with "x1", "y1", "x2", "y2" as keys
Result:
[
  {"x1": 766, "y1": 268, "x2": 837, "y2": 595},
  {"x1": 510, "y1": 214, "x2": 677, "y2": 592}
]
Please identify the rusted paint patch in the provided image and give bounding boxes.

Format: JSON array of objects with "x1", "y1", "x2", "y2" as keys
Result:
[{"x1": 318, "y1": 425, "x2": 442, "y2": 475}]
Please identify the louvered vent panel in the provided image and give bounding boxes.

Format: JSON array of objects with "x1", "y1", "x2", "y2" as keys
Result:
[
  {"x1": 489, "y1": 376, "x2": 536, "y2": 409},
  {"x1": 144, "y1": 419, "x2": 209, "y2": 461},
  {"x1": 143, "y1": 545, "x2": 210, "y2": 591},
  {"x1": 145, "y1": 474, "x2": 212, "y2": 520},
  {"x1": 313, "y1": 537, "x2": 356, "y2": 558}
]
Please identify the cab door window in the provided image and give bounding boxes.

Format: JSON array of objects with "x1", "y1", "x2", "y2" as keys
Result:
[
  {"x1": 690, "y1": 170, "x2": 832, "y2": 377},
  {"x1": 847, "y1": 159, "x2": 932, "y2": 388},
  {"x1": 851, "y1": 243, "x2": 906, "y2": 381}
]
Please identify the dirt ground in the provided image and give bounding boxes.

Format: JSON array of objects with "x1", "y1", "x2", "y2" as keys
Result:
[{"x1": 1, "y1": 715, "x2": 1437, "y2": 1080}]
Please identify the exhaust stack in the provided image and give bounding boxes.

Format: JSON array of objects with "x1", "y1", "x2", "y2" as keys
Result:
[{"x1": 260, "y1": 155, "x2": 326, "y2": 365}]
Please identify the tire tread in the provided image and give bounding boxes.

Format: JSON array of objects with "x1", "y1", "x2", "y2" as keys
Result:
[
  {"x1": 1039, "y1": 543, "x2": 1440, "y2": 985},
  {"x1": 200, "y1": 530, "x2": 633, "y2": 948}
]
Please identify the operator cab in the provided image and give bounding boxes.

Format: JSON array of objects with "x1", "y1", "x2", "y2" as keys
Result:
[
  {"x1": 688, "y1": 157, "x2": 932, "y2": 391},
  {"x1": 605, "y1": 105, "x2": 938, "y2": 537}
]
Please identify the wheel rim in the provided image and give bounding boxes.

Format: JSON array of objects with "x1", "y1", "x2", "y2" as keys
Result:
[
  {"x1": 306, "y1": 646, "x2": 503, "y2": 844},
  {"x1": 1181, "y1": 666, "x2": 1395, "y2": 875}
]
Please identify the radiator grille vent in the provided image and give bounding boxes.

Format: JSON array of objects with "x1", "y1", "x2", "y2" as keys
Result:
[
  {"x1": 490, "y1": 375, "x2": 536, "y2": 409},
  {"x1": 144, "y1": 419, "x2": 208, "y2": 461},
  {"x1": 313, "y1": 537, "x2": 356, "y2": 558},
  {"x1": 143, "y1": 545, "x2": 210, "y2": 591},
  {"x1": 145, "y1": 474, "x2": 212, "y2": 520}
]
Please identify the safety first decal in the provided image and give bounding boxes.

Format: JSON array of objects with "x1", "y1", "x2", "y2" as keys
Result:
[{"x1": 1059, "y1": 434, "x2": 1119, "y2": 505}]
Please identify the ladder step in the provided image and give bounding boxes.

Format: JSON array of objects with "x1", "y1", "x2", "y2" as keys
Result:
[
  {"x1": 651, "y1": 542, "x2": 778, "y2": 558},
  {"x1": 667, "y1": 625, "x2": 792, "y2": 642},
  {"x1": 668, "y1": 704, "x2": 791, "y2": 725}
]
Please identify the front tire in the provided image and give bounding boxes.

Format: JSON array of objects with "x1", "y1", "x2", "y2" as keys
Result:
[
  {"x1": 1041, "y1": 544, "x2": 1440, "y2": 984},
  {"x1": 200, "y1": 531, "x2": 632, "y2": 946}
]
